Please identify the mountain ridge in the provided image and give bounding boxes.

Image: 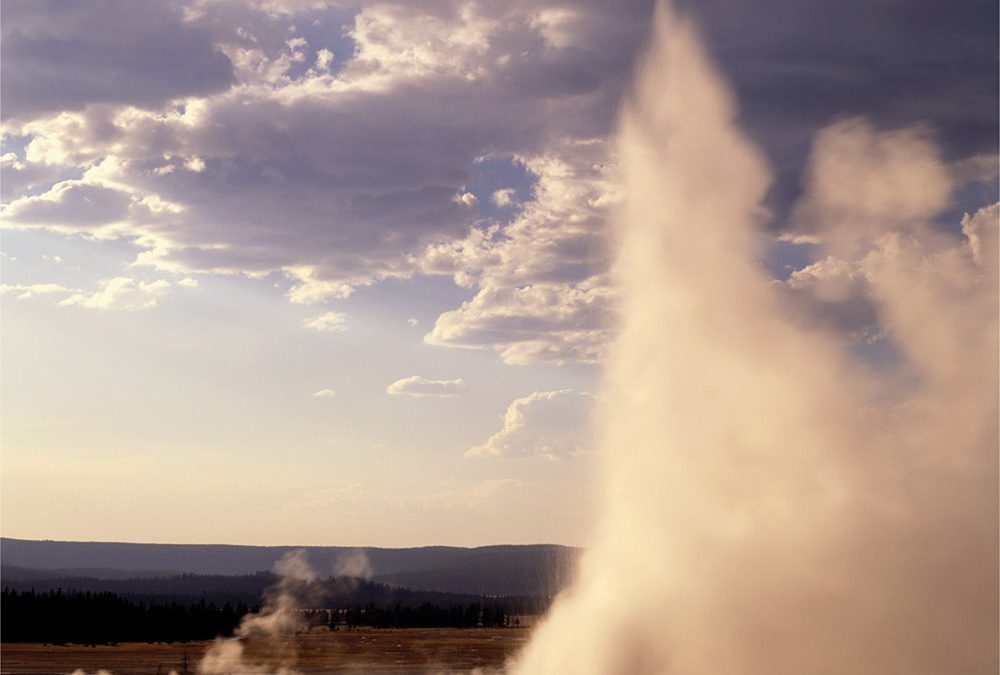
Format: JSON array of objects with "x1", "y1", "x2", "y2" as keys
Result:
[{"x1": 0, "y1": 538, "x2": 580, "y2": 597}]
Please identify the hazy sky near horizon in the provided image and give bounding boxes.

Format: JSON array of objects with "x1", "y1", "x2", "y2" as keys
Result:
[{"x1": 2, "y1": 0, "x2": 996, "y2": 547}]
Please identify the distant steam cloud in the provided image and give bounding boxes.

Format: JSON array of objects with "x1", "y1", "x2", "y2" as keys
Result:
[
  {"x1": 333, "y1": 549, "x2": 373, "y2": 580},
  {"x1": 59, "y1": 553, "x2": 320, "y2": 675},
  {"x1": 386, "y1": 375, "x2": 466, "y2": 398},
  {"x1": 199, "y1": 550, "x2": 316, "y2": 675}
]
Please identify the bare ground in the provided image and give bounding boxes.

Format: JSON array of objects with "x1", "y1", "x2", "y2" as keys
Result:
[{"x1": 0, "y1": 627, "x2": 531, "y2": 674}]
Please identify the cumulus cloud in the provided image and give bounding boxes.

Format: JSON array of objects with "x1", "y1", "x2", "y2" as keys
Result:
[
  {"x1": 386, "y1": 376, "x2": 466, "y2": 398},
  {"x1": 0, "y1": 1, "x2": 639, "y2": 369},
  {"x1": 285, "y1": 269, "x2": 355, "y2": 305},
  {"x1": 302, "y1": 310, "x2": 345, "y2": 332},
  {"x1": 312, "y1": 388, "x2": 336, "y2": 398},
  {"x1": 1, "y1": 0, "x2": 994, "y2": 369},
  {"x1": 2, "y1": 0, "x2": 631, "y2": 299},
  {"x1": 421, "y1": 141, "x2": 619, "y2": 365},
  {"x1": 466, "y1": 390, "x2": 594, "y2": 459}
]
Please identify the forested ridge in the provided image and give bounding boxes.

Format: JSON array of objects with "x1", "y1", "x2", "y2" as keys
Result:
[
  {"x1": 1, "y1": 572, "x2": 553, "y2": 613},
  {"x1": 1, "y1": 574, "x2": 550, "y2": 643},
  {"x1": 1, "y1": 588, "x2": 250, "y2": 644}
]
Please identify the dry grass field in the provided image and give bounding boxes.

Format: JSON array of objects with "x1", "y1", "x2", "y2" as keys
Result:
[{"x1": 0, "y1": 627, "x2": 532, "y2": 674}]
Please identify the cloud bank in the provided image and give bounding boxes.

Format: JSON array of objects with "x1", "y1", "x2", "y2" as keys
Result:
[{"x1": 5, "y1": 0, "x2": 990, "y2": 366}]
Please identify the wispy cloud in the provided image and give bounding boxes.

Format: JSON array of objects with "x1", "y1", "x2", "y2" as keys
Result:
[
  {"x1": 386, "y1": 375, "x2": 465, "y2": 398},
  {"x1": 303, "y1": 311, "x2": 346, "y2": 332},
  {"x1": 1, "y1": 283, "x2": 73, "y2": 300},
  {"x1": 59, "y1": 277, "x2": 171, "y2": 311}
]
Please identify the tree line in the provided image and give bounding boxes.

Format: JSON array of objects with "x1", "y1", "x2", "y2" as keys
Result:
[
  {"x1": 1, "y1": 572, "x2": 554, "y2": 616},
  {"x1": 2, "y1": 589, "x2": 518, "y2": 644},
  {"x1": 1, "y1": 589, "x2": 251, "y2": 644}
]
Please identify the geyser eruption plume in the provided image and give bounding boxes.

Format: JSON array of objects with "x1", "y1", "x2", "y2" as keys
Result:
[{"x1": 512, "y1": 3, "x2": 998, "y2": 674}]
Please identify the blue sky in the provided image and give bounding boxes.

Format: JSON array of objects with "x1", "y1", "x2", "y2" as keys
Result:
[{"x1": 1, "y1": 0, "x2": 996, "y2": 546}]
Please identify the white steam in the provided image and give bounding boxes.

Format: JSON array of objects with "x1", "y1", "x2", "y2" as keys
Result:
[
  {"x1": 334, "y1": 549, "x2": 374, "y2": 579},
  {"x1": 198, "y1": 550, "x2": 316, "y2": 675},
  {"x1": 512, "y1": 3, "x2": 997, "y2": 674}
]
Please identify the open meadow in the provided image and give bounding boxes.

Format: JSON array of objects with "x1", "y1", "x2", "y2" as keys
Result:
[{"x1": 0, "y1": 627, "x2": 531, "y2": 674}]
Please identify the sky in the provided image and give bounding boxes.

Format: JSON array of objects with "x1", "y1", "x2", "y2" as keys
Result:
[{"x1": 1, "y1": 0, "x2": 997, "y2": 547}]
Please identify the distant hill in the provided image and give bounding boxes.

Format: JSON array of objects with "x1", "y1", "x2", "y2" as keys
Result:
[
  {"x1": 0, "y1": 538, "x2": 580, "y2": 597},
  {"x1": 0, "y1": 570, "x2": 554, "y2": 615},
  {"x1": 1, "y1": 565, "x2": 185, "y2": 581}
]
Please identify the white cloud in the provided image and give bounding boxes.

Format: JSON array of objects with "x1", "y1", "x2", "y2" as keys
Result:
[
  {"x1": 1, "y1": 283, "x2": 74, "y2": 301},
  {"x1": 302, "y1": 310, "x2": 346, "y2": 332},
  {"x1": 3, "y1": 2, "x2": 991, "y2": 377},
  {"x1": 285, "y1": 271, "x2": 355, "y2": 305},
  {"x1": 0, "y1": 1, "x2": 630, "y2": 339},
  {"x1": 453, "y1": 190, "x2": 478, "y2": 207},
  {"x1": 407, "y1": 317, "x2": 419, "y2": 326},
  {"x1": 337, "y1": 3, "x2": 500, "y2": 90},
  {"x1": 59, "y1": 277, "x2": 170, "y2": 311},
  {"x1": 466, "y1": 389, "x2": 594, "y2": 459},
  {"x1": 530, "y1": 7, "x2": 580, "y2": 49},
  {"x1": 311, "y1": 49, "x2": 335, "y2": 75},
  {"x1": 491, "y1": 188, "x2": 517, "y2": 206},
  {"x1": 312, "y1": 388, "x2": 336, "y2": 398},
  {"x1": 177, "y1": 277, "x2": 199, "y2": 288},
  {"x1": 386, "y1": 375, "x2": 466, "y2": 398},
  {"x1": 0, "y1": 3, "x2": 634, "y2": 366},
  {"x1": 421, "y1": 141, "x2": 619, "y2": 365},
  {"x1": 961, "y1": 202, "x2": 999, "y2": 268},
  {"x1": 426, "y1": 278, "x2": 615, "y2": 365}
]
